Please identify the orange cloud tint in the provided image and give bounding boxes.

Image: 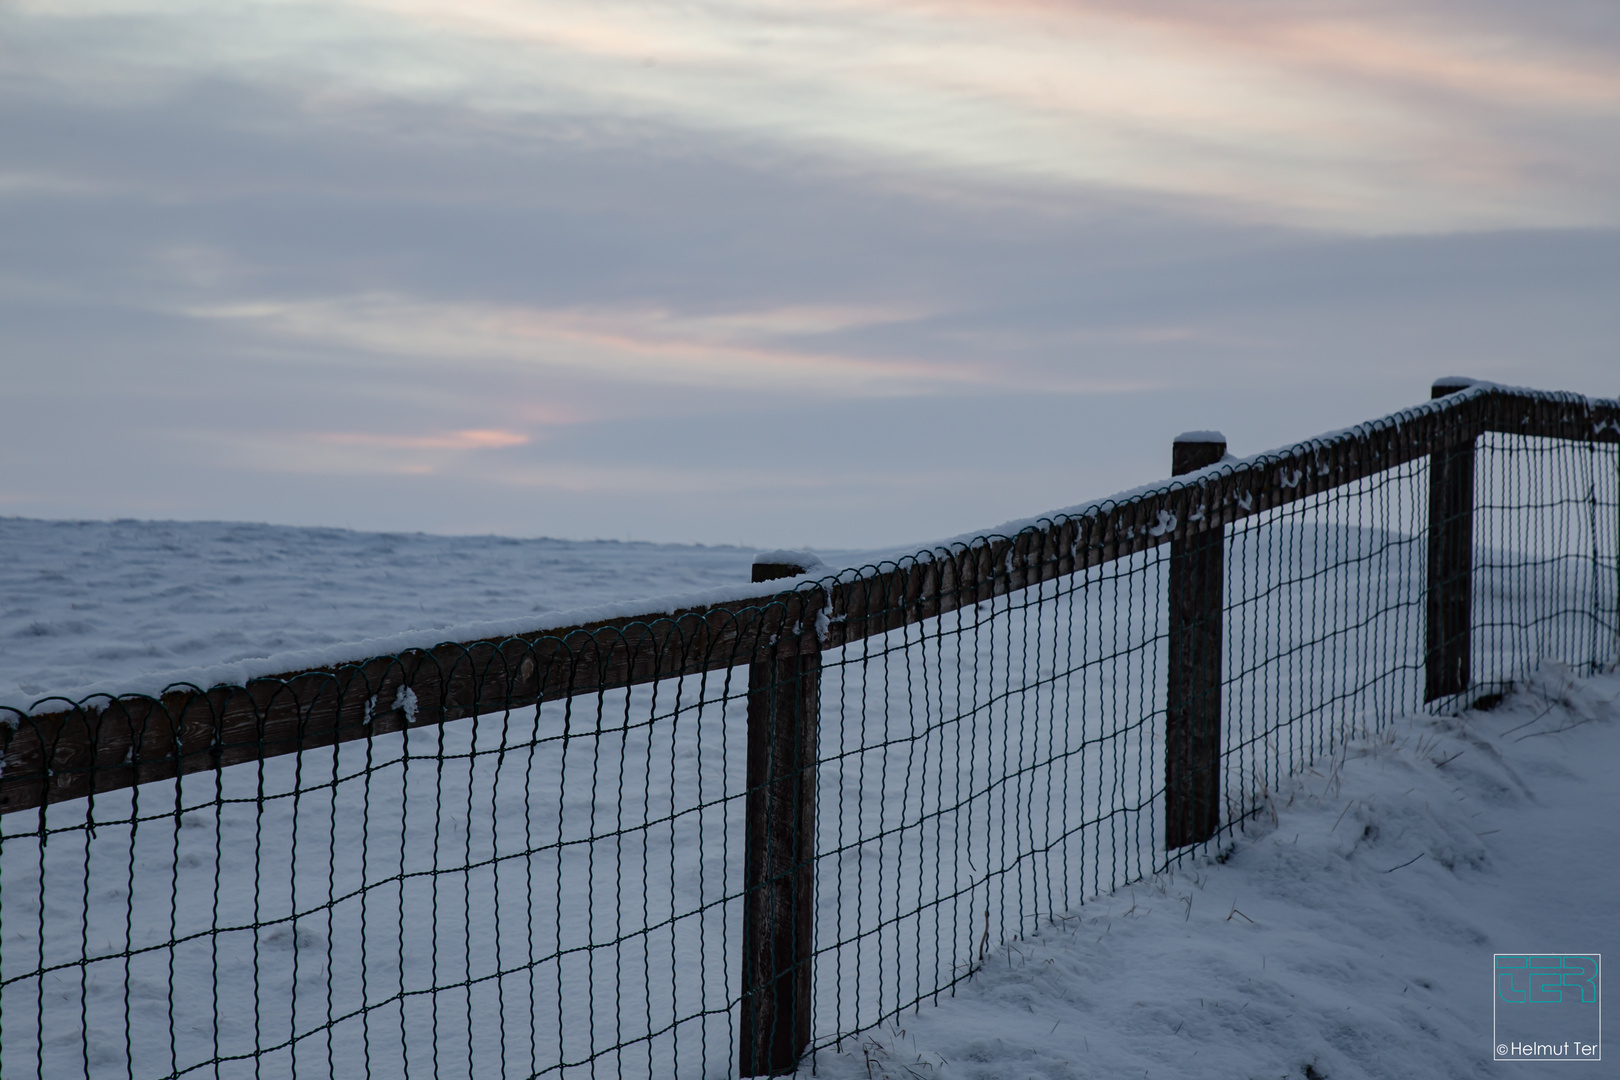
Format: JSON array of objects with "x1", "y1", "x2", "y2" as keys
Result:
[
  {"x1": 315, "y1": 428, "x2": 531, "y2": 450},
  {"x1": 904, "y1": 1, "x2": 1620, "y2": 98},
  {"x1": 186, "y1": 296, "x2": 1009, "y2": 394}
]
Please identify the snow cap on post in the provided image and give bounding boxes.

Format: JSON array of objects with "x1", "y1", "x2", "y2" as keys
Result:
[
  {"x1": 1432, "y1": 376, "x2": 1477, "y2": 399},
  {"x1": 1172, "y1": 431, "x2": 1227, "y2": 477},
  {"x1": 751, "y1": 549, "x2": 826, "y2": 584}
]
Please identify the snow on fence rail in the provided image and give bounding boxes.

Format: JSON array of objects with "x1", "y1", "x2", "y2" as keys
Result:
[{"x1": 2, "y1": 380, "x2": 1617, "y2": 1079}]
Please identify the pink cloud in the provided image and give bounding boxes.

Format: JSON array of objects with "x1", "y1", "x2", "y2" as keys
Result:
[{"x1": 314, "y1": 428, "x2": 531, "y2": 450}]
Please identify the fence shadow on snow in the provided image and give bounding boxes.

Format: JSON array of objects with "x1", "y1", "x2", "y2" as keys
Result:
[{"x1": 2, "y1": 379, "x2": 1617, "y2": 1078}]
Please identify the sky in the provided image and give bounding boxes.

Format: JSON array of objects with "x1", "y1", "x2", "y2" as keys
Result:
[{"x1": 2, "y1": 0, "x2": 1618, "y2": 549}]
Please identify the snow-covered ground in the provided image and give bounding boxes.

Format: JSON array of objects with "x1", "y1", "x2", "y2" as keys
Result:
[
  {"x1": 0, "y1": 517, "x2": 765, "y2": 708},
  {"x1": 813, "y1": 663, "x2": 1620, "y2": 1080}
]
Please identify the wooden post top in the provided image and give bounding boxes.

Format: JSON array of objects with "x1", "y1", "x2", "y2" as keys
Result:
[
  {"x1": 1432, "y1": 376, "x2": 1477, "y2": 399},
  {"x1": 752, "y1": 550, "x2": 825, "y2": 584},
  {"x1": 1172, "y1": 431, "x2": 1227, "y2": 477}
]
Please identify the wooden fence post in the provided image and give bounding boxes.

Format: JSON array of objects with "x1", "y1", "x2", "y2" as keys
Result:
[
  {"x1": 1427, "y1": 378, "x2": 1475, "y2": 702},
  {"x1": 739, "y1": 557, "x2": 820, "y2": 1077},
  {"x1": 1166, "y1": 432, "x2": 1225, "y2": 850}
]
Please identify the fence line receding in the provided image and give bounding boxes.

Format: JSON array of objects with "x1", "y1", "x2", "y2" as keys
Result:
[{"x1": 2, "y1": 380, "x2": 1617, "y2": 1078}]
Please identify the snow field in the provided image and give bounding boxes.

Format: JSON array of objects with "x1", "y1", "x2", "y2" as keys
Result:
[{"x1": 0, "y1": 518, "x2": 761, "y2": 710}]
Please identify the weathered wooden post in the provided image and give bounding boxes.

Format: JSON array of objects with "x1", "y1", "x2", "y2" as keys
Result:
[
  {"x1": 739, "y1": 555, "x2": 821, "y2": 1077},
  {"x1": 1426, "y1": 377, "x2": 1475, "y2": 702},
  {"x1": 1166, "y1": 432, "x2": 1225, "y2": 850}
]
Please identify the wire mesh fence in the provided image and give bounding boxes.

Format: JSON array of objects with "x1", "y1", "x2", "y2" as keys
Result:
[{"x1": 2, "y1": 382, "x2": 1617, "y2": 1078}]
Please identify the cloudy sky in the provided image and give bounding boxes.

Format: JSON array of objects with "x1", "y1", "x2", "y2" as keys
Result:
[{"x1": 3, "y1": 0, "x2": 1617, "y2": 548}]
